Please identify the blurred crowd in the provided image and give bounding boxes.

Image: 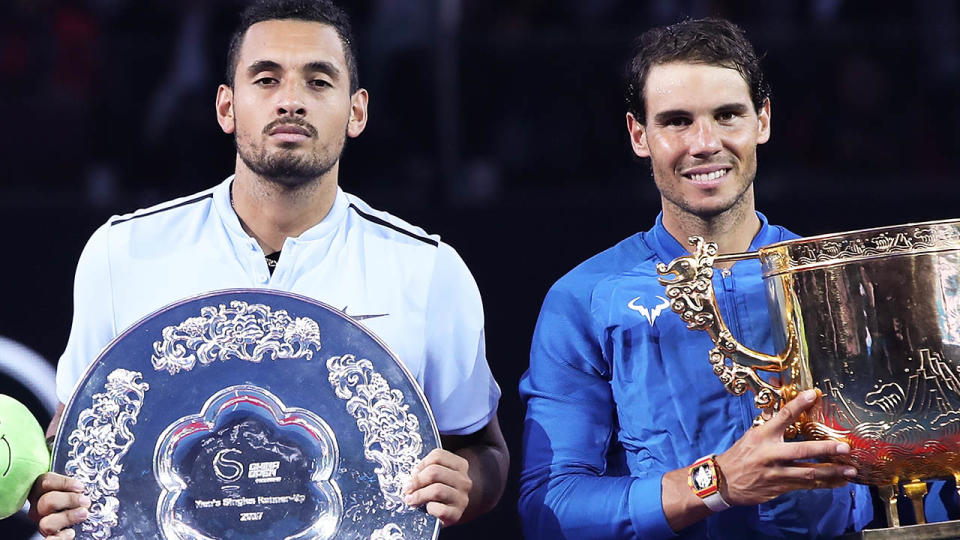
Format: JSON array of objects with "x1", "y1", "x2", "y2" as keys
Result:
[{"x1": 1, "y1": 0, "x2": 957, "y2": 212}]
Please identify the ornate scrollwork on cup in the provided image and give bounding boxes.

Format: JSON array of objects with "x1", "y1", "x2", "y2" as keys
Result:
[
  {"x1": 710, "y1": 347, "x2": 747, "y2": 396},
  {"x1": 64, "y1": 369, "x2": 149, "y2": 540},
  {"x1": 151, "y1": 301, "x2": 321, "y2": 374},
  {"x1": 327, "y1": 354, "x2": 423, "y2": 511},
  {"x1": 803, "y1": 347, "x2": 960, "y2": 483},
  {"x1": 657, "y1": 239, "x2": 718, "y2": 333},
  {"x1": 658, "y1": 237, "x2": 788, "y2": 413},
  {"x1": 781, "y1": 223, "x2": 960, "y2": 270}
]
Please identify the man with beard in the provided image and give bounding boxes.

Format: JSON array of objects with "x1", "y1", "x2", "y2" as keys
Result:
[
  {"x1": 518, "y1": 18, "x2": 874, "y2": 538},
  {"x1": 30, "y1": 1, "x2": 508, "y2": 537}
]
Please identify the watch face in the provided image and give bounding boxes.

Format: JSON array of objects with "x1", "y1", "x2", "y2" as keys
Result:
[{"x1": 693, "y1": 463, "x2": 715, "y2": 490}]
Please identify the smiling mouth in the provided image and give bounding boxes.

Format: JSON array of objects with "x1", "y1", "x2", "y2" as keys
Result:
[{"x1": 683, "y1": 168, "x2": 731, "y2": 184}]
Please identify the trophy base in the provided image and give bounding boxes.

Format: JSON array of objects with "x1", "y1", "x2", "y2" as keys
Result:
[{"x1": 839, "y1": 521, "x2": 960, "y2": 540}]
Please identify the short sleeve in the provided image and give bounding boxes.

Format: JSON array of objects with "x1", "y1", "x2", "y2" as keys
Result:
[
  {"x1": 421, "y1": 242, "x2": 500, "y2": 435},
  {"x1": 55, "y1": 223, "x2": 117, "y2": 404}
]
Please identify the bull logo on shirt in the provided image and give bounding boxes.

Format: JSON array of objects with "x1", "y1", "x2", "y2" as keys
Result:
[{"x1": 627, "y1": 296, "x2": 671, "y2": 326}]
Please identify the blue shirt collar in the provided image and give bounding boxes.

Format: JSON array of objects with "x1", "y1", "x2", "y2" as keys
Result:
[{"x1": 644, "y1": 211, "x2": 778, "y2": 262}]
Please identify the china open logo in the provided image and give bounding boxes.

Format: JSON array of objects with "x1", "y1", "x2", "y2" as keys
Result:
[{"x1": 213, "y1": 449, "x2": 243, "y2": 483}]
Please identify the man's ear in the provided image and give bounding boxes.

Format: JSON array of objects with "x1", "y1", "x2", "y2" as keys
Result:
[
  {"x1": 216, "y1": 84, "x2": 236, "y2": 135},
  {"x1": 757, "y1": 98, "x2": 771, "y2": 145},
  {"x1": 347, "y1": 88, "x2": 369, "y2": 138},
  {"x1": 626, "y1": 112, "x2": 650, "y2": 158}
]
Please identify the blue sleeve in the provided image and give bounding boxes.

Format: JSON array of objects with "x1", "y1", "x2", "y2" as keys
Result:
[
  {"x1": 518, "y1": 279, "x2": 676, "y2": 539},
  {"x1": 926, "y1": 479, "x2": 960, "y2": 523}
]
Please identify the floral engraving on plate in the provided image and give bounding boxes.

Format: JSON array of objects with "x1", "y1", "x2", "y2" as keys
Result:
[
  {"x1": 65, "y1": 368, "x2": 149, "y2": 540},
  {"x1": 151, "y1": 301, "x2": 321, "y2": 374},
  {"x1": 371, "y1": 523, "x2": 405, "y2": 540},
  {"x1": 327, "y1": 354, "x2": 423, "y2": 511}
]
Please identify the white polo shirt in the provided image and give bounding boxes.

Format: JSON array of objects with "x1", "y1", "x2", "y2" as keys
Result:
[{"x1": 56, "y1": 176, "x2": 500, "y2": 436}]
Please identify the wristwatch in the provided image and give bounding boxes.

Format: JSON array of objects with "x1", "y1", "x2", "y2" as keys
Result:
[{"x1": 688, "y1": 454, "x2": 731, "y2": 512}]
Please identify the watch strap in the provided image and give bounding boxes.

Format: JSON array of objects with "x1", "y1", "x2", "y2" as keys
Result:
[{"x1": 700, "y1": 486, "x2": 731, "y2": 512}]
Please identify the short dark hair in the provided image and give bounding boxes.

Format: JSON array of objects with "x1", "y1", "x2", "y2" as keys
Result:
[
  {"x1": 623, "y1": 17, "x2": 770, "y2": 123},
  {"x1": 225, "y1": 0, "x2": 359, "y2": 93}
]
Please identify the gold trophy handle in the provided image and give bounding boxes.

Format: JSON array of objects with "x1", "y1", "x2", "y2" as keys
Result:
[{"x1": 656, "y1": 237, "x2": 801, "y2": 425}]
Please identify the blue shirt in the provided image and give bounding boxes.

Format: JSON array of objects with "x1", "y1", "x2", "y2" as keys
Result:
[{"x1": 519, "y1": 213, "x2": 873, "y2": 539}]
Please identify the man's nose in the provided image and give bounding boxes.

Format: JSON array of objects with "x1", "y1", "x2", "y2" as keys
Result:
[
  {"x1": 687, "y1": 118, "x2": 722, "y2": 157},
  {"x1": 275, "y1": 80, "x2": 307, "y2": 117}
]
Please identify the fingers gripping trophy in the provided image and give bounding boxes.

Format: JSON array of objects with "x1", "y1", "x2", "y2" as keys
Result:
[{"x1": 658, "y1": 220, "x2": 960, "y2": 535}]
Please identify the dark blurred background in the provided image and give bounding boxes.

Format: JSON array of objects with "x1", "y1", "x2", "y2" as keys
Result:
[{"x1": 1, "y1": 0, "x2": 958, "y2": 537}]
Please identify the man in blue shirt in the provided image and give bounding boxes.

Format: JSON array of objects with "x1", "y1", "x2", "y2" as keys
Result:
[{"x1": 519, "y1": 18, "x2": 874, "y2": 538}]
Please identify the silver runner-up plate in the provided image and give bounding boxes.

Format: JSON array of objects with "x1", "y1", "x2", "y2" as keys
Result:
[{"x1": 52, "y1": 289, "x2": 441, "y2": 540}]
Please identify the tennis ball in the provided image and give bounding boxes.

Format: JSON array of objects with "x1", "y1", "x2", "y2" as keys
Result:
[{"x1": 0, "y1": 394, "x2": 50, "y2": 520}]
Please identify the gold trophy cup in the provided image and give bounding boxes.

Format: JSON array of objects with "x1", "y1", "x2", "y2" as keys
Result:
[{"x1": 657, "y1": 219, "x2": 960, "y2": 537}]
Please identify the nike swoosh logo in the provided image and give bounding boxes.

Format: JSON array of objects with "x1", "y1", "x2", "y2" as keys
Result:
[{"x1": 341, "y1": 306, "x2": 389, "y2": 321}]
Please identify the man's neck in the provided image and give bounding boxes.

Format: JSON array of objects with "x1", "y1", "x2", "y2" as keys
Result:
[
  {"x1": 660, "y1": 194, "x2": 761, "y2": 265},
  {"x1": 231, "y1": 158, "x2": 339, "y2": 254}
]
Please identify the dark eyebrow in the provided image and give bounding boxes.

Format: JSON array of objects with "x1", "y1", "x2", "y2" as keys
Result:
[
  {"x1": 246, "y1": 60, "x2": 282, "y2": 78},
  {"x1": 245, "y1": 59, "x2": 341, "y2": 81},
  {"x1": 303, "y1": 61, "x2": 341, "y2": 80},
  {"x1": 652, "y1": 109, "x2": 690, "y2": 124},
  {"x1": 652, "y1": 102, "x2": 751, "y2": 124},
  {"x1": 715, "y1": 102, "x2": 750, "y2": 115}
]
